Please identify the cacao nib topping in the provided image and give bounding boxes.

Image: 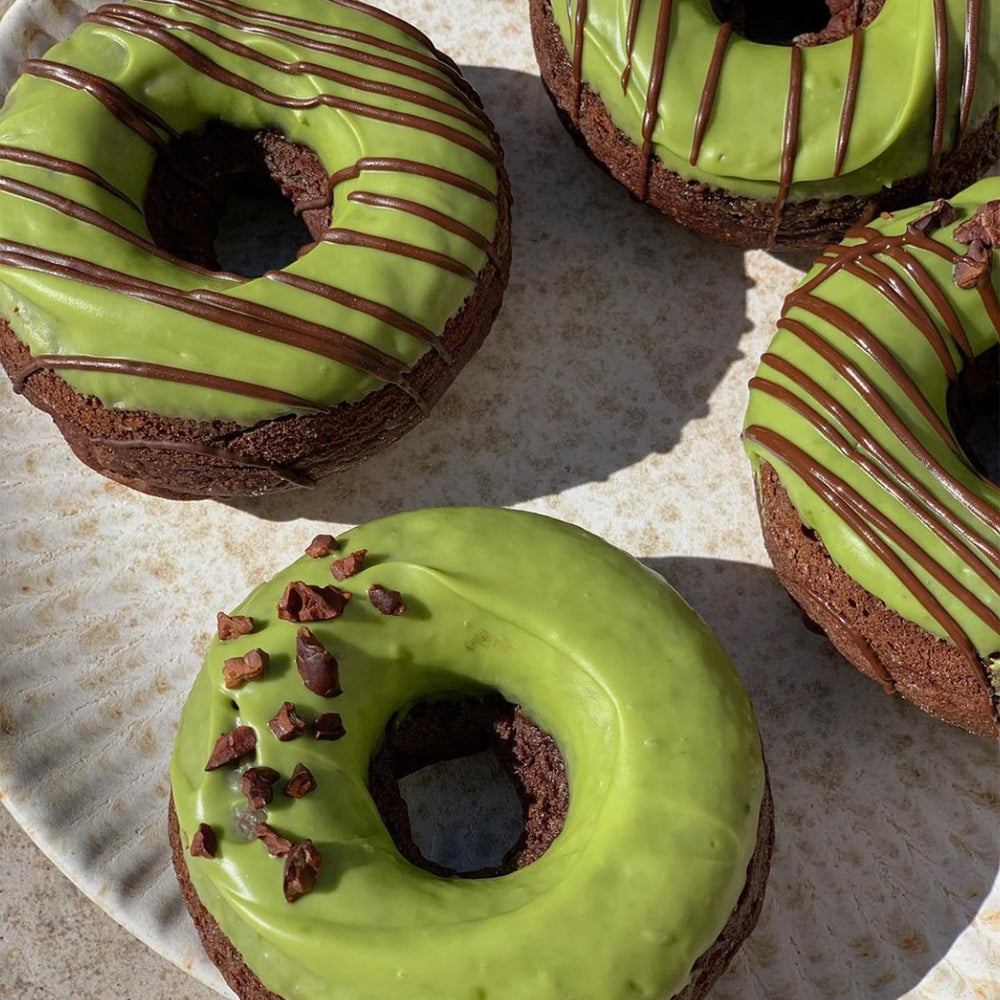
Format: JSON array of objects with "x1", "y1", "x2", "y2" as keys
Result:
[
  {"x1": 241, "y1": 766, "x2": 281, "y2": 811},
  {"x1": 284, "y1": 762, "x2": 317, "y2": 799},
  {"x1": 305, "y1": 533, "x2": 339, "y2": 558},
  {"x1": 908, "y1": 198, "x2": 957, "y2": 234},
  {"x1": 190, "y1": 823, "x2": 217, "y2": 859},
  {"x1": 256, "y1": 822, "x2": 293, "y2": 857},
  {"x1": 283, "y1": 839, "x2": 322, "y2": 903},
  {"x1": 205, "y1": 725, "x2": 257, "y2": 770},
  {"x1": 312, "y1": 712, "x2": 346, "y2": 741},
  {"x1": 222, "y1": 648, "x2": 269, "y2": 689},
  {"x1": 216, "y1": 612, "x2": 255, "y2": 640},
  {"x1": 295, "y1": 627, "x2": 342, "y2": 697},
  {"x1": 268, "y1": 701, "x2": 308, "y2": 741},
  {"x1": 954, "y1": 200, "x2": 1000, "y2": 247},
  {"x1": 953, "y1": 240, "x2": 991, "y2": 290},
  {"x1": 369, "y1": 583, "x2": 406, "y2": 616},
  {"x1": 277, "y1": 581, "x2": 351, "y2": 622},
  {"x1": 331, "y1": 549, "x2": 367, "y2": 581}
]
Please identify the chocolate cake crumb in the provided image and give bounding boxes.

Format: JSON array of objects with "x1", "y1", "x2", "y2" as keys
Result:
[
  {"x1": 241, "y1": 766, "x2": 281, "y2": 811},
  {"x1": 284, "y1": 762, "x2": 317, "y2": 799},
  {"x1": 369, "y1": 584, "x2": 406, "y2": 616},
  {"x1": 295, "y1": 627, "x2": 341, "y2": 697},
  {"x1": 312, "y1": 713, "x2": 346, "y2": 742},
  {"x1": 283, "y1": 840, "x2": 322, "y2": 903},
  {"x1": 256, "y1": 823, "x2": 293, "y2": 858},
  {"x1": 305, "y1": 534, "x2": 339, "y2": 558},
  {"x1": 331, "y1": 549, "x2": 366, "y2": 581},
  {"x1": 217, "y1": 612, "x2": 255, "y2": 640},
  {"x1": 205, "y1": 725, "x2": 257, "y2": 770},
  {"x1": 277, "y1": 581, "x2": 351, "y2": 622},
  {"x1": 190, "y1": 823, "x2": 218, "y2": 859},
  {"x1": 222, "y1": 648, "x2": 269, "y2": 689},
  {"x1": 268, "y1": 701, "x2": 307, "y2": 741}
]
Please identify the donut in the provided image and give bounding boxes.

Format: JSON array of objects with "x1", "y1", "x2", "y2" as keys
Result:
[
  {"x1": 743, "y1": 178, "x2": 999, "y2": 738},
  {"x1": 0, "y1": 0, "x2": 510, "y2": 499},
  {"x1": 529, "y1": 0, "x2": 1000, "y2": 249},
  {"x1": 169, "y1": 507, "x2": 772, "y2": 1000}
]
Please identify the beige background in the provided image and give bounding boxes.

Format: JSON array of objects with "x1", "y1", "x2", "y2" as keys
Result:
[{"x1": 0, "y1": 2, "x2": 997, "y2": 999}]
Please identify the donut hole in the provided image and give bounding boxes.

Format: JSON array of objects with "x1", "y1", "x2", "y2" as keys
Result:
[
  {"x1": 369, "y1": 693, "x2": 569, "y2": 878},
  {"x1": 145, "y1": 123, "x2": 330, "y2": 277},
  {"x1": 709, "y1": 0, "x2": 886, "y2": 46},
  {"x1": 949, "y1": 345, "x2": 1000, "y2": 485}
]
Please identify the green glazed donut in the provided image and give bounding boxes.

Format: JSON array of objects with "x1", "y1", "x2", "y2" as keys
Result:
[
  {"x1": 0, "y1": 0, "x2": 509, "y2": 498},
  {"x1": 170, "y1": 507, "x2": 771, "y2": 1000},
  {"x1": 530, "y1": 0, "x2": 999, "y2": 248},
  {"x1": 744, "y1": 178, "x2": 999, "y2": 737}
]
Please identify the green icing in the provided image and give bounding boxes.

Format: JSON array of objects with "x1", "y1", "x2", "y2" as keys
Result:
[
  {"x1": 551, "y1": 0, "x2": 999, "y2": 202},
  {"x1": 0, "y1": 0, "x2": 500, "y2": 423},
  {"x1": 170, "y1": 507, "x2": 765, "y2": 1000},
  {"x1": 744, "y1": 177, "x2": 1000, "y2": 657}
]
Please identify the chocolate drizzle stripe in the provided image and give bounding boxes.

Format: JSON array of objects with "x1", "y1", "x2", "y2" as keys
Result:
[
  {"x1": 0, "y1": 240, "x2": 412, "y2": 386},
  {"x1": 769, "y1": 45, "x2": 803, "y2": 249},
  {"x1": 0, "y1": 145, "x2": 140, "y2": 213},
  {"x1": 571, "y1": 0, "x2": 589, "y2": 125},
  {"x1": 323, "y1": 229, "x2": 477, "y2": 280},
  {"x1": 840, "y1": 257, "x2": 959, "y2": 381},
  {"x1": 638, "y1": 0, "x2": 675, "y2": 199},
  {"x1": 957, "y1": 0, "x2": 981, "y2": 139},
  {"x1": 75, "y1": 15, "x2": 498, "y2": 164},
  {"x1": 744, "y1": 425, "x2": 987, "y2": 679},
  {"x1": 135, "y1": 0, "x2": 480, "y2": 110},
  {"x1": 778, "y1": 316, "x2": 1000, "y2": 537},
  {"x1": 327, "y1": 157, "x2": 497, "y2": 204},
  {"x1": 931, "y1": 0, "x2": 949, "y2": 172},
  {"x1": 90, "y1": 437, "x2": 315, "y2": 488},
  {"x1": 0, "y1": 174, "x2": 242, "y2": 281},
  {"x1": 265, "y1": 271, "x2": 449, "y2": 359},
  {"x1": 13, "y1": 354, "x2": 331, "y2": 412},
  {"x1": 689, "y1": 21, "x2": 731, "y2": 167},
  {"x1": 87, "y1": 6, "x2": 488, "y2": 132},
  {"x1": 621, "y1": 0, "x2": 643, "y2": 92},
  {"x1": 19, "y1": 61, "x2": 177, "y2": 153},
  {"x1": 346, "y1": 191, "x2": 502, "y2": 271},
  {"x1": 752, "y1": 365, "x2": 1000, "y2": 595},
  {"x1": 833, "y1": 28, "x2": 864, "y2": 177}
]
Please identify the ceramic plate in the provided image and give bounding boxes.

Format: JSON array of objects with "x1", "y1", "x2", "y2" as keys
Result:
[{"x1": 0, "y1": 2, "x2": 996, "y2": 998}]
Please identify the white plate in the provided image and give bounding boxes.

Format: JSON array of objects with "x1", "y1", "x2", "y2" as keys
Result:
[{"x1": 0, "y1": 2, "x2": 997, "y2": 998}]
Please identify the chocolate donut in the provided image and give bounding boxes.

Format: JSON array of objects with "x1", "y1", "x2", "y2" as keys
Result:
[
  {"x1": 530, "y1": 0, "x2": 999, "y2": 249},
  {"x1": 0, "y1": 0, "x2": 510, "y2": 498},
  {"x1": 744, "y1": 179, "x2": 999, "y2": 737},
  {"x1": 170, "y1": 507, "x2": 773, "y2": 1000}
]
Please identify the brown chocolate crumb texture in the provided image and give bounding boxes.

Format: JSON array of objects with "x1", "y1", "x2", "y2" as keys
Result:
[
  {"x1": 528, "y1": 0, "x2": 1000, "y2": 250},
  {"x1": 222, "y1": 648, "x2": 269, "y2": 689},
  {"x1": 205, "y1": 725, "x2": 257, "y2": 771},
  {"x1": 267, "y1": 702, "x2": 308, "y2": 742},
  {"x1": 331, "y1": 549, "x2": 367, "y2": 581},
  {"x1": 369, "y1": 583, "x2": 406, "y2": 616},
  {"x1": 190, "y1": 823, "x2": 217, "y2": 859},
  {"x1": 217, "y1": 612, "x2": 255, "y2": 640},
  {"x1": 277, "y1": 581, "x2": 350, "y2": 622},
  {"x1": 284, "y1": 763, "x2": 317, "y2": 799},
  {"x1": 241, "y1": 767, "x2": 281, "y2": 811},
  {"x1": 295, "y1": 626, "x2": 342, "y2": 697},
  {"x1": 283, "y1": 840, "x2": 322, "y2": 903},
  {"x1": 305, "y1": 534, "x2": 339, "y2": 558}
]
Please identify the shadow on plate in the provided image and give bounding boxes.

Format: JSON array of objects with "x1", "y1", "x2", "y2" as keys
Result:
[
  {"x1": 646, "y1": 555, "x2": 999, "y2": 1000},
  {"x1": 227, "y1": 66, "x2": 754, "y2": 524}
]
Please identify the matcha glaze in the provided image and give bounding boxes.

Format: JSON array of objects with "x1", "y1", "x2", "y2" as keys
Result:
[{"x1": 171, "y1": 508, "x2": 766, "y2": 1000}]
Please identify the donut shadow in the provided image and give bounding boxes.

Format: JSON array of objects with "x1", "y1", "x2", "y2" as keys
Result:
[
  {"x1": 644, "y1": 555, "x2": 999, "y2": 1000},
  {"x1": 228, "y1": 66, "x2": 754, "y2": 524}
]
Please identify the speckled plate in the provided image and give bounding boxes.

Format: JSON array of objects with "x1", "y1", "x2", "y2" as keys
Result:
[{"x1": 0, "y1": 2, "x2": 997, "y2": 998}]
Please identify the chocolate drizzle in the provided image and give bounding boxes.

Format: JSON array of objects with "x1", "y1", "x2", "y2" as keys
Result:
[
  {"x1": 745, "y1": 210, "x2": 1000, "y2": 695},
  {"x1": 565, "y1": 0, "x2": 986, "y2": 243},
  {"x1": 0, "y1": 0, "x2": 504, "y2": 462}
]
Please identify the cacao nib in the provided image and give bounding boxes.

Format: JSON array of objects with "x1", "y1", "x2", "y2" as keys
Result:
[
  {"x1": 908, "y1": 198, "x2": 957, "y2": 234},
  {"x1": 277, "y1": 581, "x2": 351, "y2": 622},
  {"x1": 284, "y1": 762, "x2": 317, "y2": 799},
  {"x1": 222, "y1": 648, "x2": 269, "y2": 689},
  {"x1": 331, "y1": 549, "x2": 366, "y2": 581},
  {"x1": 296, "y1": 627, "x2": 341, "y2": 697},
  {"x1": 205, "y1": 725, "x2": 257, "y2": 770},
  {"x1": 217, "y1": 612, "x2": 254, "y2": 640},
  {"x1": 190, "y1": 823, "x2": 217, "y2": 858},
  {"x1": 268, "y1": 701, "x2": 307, "y2": 741},
  {"x1": 305, "y1": 534, "x2": 338, "y2": 558},
  {"x1": 312, "y1": 713, "x2": 345, "y2": 741},
  {"x1": 241, "y1": 766, "x2": 281, "y2": 810},
  {"x1": 256, "y1": 822, "x2": 293, "y2": 857},
  {"x1": 283, "y1": 840, "x2": 322, "y2": 902},
  {"x1": 369, "y1": 583, "x2": 406, "y2": 616}
]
